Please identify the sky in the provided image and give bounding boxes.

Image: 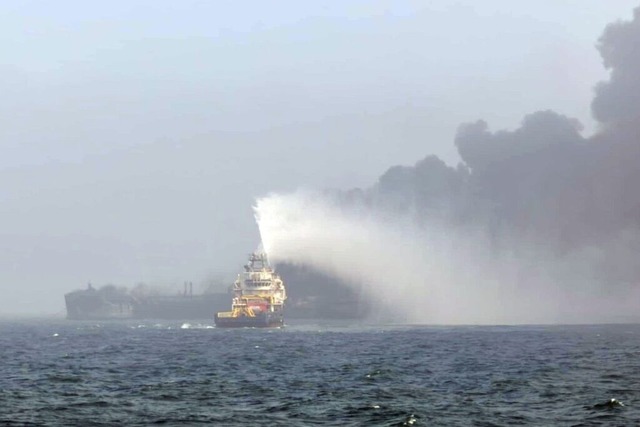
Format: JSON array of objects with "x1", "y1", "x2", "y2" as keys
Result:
[{"x1": 1, "y1": 0, "x2": 639, "y2": 315}]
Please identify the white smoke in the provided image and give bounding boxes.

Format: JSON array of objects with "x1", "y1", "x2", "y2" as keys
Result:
[{"x1": 254, "y1": 190, "x2": 640, "y2": 324}]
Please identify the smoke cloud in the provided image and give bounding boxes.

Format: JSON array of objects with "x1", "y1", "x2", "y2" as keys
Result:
[
  {"x1": 255, "y1": 191, "x2": 639, "y2": 324},
  {"x1": 253, "y1": 7, "x2": 640, "y2": 324},
  {"x1": 592, "y1": 7, "x2": 640, "y2": 123}
]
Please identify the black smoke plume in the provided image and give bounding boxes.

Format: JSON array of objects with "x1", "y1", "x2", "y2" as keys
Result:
[
  {"x1": 263, "y1": 7, "x2": 640, "y2": 323},
  {"x1": 363, "y1": 6, "x2": 640, "y2": 261}
]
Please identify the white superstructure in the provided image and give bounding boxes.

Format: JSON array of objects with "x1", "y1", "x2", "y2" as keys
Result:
[{"x1": 219, "y1": 252, "x2": 286, "y2": 319}]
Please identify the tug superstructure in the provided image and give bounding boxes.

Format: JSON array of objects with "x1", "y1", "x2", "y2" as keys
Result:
[{"x1": 214, "y1": 253, "x2": 286, "y2": 327}]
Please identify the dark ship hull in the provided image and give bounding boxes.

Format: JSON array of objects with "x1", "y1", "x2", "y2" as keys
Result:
[
  {"x1": 65, "y1": 296, "x2": 133, "y2": 320},
  {"x1": 133, "y1": 294, "x2": 228, "y2": 319},
  {"x1": 214, "y1": 310, "x2": 284, "y2": 328},
  {"x1": 64, "y1": 285, "x2": 228, "y2": 320}
]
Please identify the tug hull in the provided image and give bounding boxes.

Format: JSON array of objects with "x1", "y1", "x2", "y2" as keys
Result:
[{"x1": 214, "y1": 310, "x2": 283, "y2": 328}]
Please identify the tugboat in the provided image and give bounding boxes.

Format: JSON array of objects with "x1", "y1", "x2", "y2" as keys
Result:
[{"x1": 215, "y1": 253, "x2": 287, "y2": 328}]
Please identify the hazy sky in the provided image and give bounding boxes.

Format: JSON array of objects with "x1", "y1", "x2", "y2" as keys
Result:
[{"x1": 1, "y1": 1, "x2": 638, "y2": 315}]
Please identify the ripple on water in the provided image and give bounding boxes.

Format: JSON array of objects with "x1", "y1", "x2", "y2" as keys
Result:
[{"x1": 0, "y1": 321, "x2": 639, "y2": 426}]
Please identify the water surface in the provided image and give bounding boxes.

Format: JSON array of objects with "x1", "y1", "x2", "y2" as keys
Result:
[{"x1": 1, "y1": 319, "x2": 638, "y2": 426}]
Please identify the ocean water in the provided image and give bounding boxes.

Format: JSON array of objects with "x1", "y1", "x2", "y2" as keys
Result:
[{"x1": 1, "y1": 320, "x2": 639, "y2": 426}]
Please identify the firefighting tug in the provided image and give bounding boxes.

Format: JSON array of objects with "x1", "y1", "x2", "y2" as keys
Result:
[{"x1": 214, "y1": 252, "x2": 286, "y2": 327}]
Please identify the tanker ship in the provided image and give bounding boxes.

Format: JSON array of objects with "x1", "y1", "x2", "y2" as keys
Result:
[
  {"x1": 65, "y1": 283, "x2": 133, "y2": 320},
  {"x1": 215, "y1": 252, "x2": 286, "y2": 328}
]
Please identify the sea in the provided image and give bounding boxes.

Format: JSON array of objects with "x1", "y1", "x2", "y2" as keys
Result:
[{"x1": 1, "y1": 319, "x2": 639, "y2": 426}]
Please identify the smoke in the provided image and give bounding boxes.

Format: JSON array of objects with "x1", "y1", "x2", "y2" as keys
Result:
[
  {"x1": 253, "y1": 7, "x2": 640, "y2": 324},
  {"x1": 255, "y1": 192, "x2": 638, "y2": 324},
  {"x1": 592, "y1": 6, "x2": 640, "y2": 123}
]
